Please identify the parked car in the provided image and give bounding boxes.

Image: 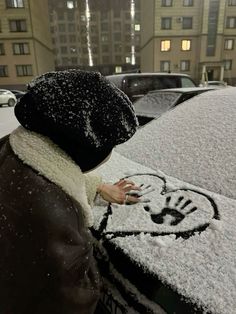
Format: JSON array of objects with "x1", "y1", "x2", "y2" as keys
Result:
[
  {"x1": 92, "y1": 87, "x2": 236, "y2": 314},
  {"x1": 0, "y1": 89, "x2": 17, "y2": 107},
  {"x1": 10, "y1": 90, "x2": 26, "y2": 100},
  {"x1": 106, "y1": 73, "x2": 197, "y2": 102},
  {"x1": 199, "y1": 81, "x2": 228, "y2": 88},
  {"x1": 134, "y1": 87, "x2": 217, "y2": 126},
  {"x1": 0, "y1": 107, "x2": 19, "y2": 138}
]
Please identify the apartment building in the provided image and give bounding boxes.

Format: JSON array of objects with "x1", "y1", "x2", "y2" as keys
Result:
[
  {"x1": 141, "y1": 0, "x2": 236, "y2": 84},
  {"x1": 49, "y1": 0, "x2": 141, "y2": 75},
  {"x1": 0, "y1": 0, "x2": 54, "y2": 90}
]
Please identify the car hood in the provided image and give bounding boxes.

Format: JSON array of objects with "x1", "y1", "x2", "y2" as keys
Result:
[
  {"x1": 91, "y1": 151, "x2": 236, "y2": 314},
  {"x1": 91, "y1": 87, "x2": 236, "y2": 313}
]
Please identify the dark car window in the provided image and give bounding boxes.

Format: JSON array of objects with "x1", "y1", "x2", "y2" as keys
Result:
[
  {"x1": 126, "y1": 76, "x2": 154, "y2": 96},
  {"x1": 153, "y1": 76, "x2": 179, "y2": 89}
]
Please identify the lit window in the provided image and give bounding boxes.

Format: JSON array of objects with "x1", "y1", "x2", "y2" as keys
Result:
[
  {"x1": 135, "y1": 24, "x2": 140, "y2": 31},
  {"x1": 161, "y1": 40, "x2": 171, "y2": 51},
  {"x1": 226, "y1": 17, "x2": 236, "y2": 28},
  {"x1": 224, "y1": 60, "x2": 232, "y2": 70},
  {"x1": 224, "y1": 39, "x2": 234, "y2": 50},
  {"x1": 181, "y1": 39, "x2": 191, "y2": 50},
  {"x1": 160, "y1": 61, "x2": 170, "y2": 72},
  {"x1": 180, "y1": 60, "x2": 190, "y2": 71},
  {"x1": 115, "y1": 66, "x2": 122, "y2": 73},
  {"x1": 67, "y1": 1, "x2": 74, "y2": 9},
  {"x1": 126, "y1": 57, "x2": 131, "y2": 63}
]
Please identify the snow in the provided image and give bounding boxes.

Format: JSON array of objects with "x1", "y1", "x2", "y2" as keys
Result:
[
  {"x1": 134, "y1": 91, "x2": 179, "y2": 117},
  {"x1": 92, "y1": 150, "x2": 236, "y2": 313},
  {"x1": 0, "y1": 107, "x2": 19, "y2": 138},
  {"x1": 116, "y1": 87, "x2": 236, "y2": 200}
]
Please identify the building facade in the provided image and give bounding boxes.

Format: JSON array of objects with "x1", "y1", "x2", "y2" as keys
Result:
[
  {"x1": 141, "y1": 0, "x2": 236, "y2": 84},
  {"x1": 0, "y1": 0, "x2": 54, "y2": 90},
  {"x1": 49, "y1": 0, "x2": 141, "y2": 75}
]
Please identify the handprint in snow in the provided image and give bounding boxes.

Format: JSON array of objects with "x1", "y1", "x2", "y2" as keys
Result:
[{"x1": 144, "y1": 195, "x2": 198, "y2": 226}]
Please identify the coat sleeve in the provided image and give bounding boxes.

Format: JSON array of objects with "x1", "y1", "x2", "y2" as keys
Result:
[
  {"x1": 84, "y1": 173, "x2": 102, "y2": 206},
  {"x1": 32, "y1": 186, "x2": 102, "y2": 314}
]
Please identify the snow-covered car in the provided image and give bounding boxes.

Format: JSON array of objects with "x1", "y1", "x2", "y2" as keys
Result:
[
  {"x1": 134, "y1": 87, "x2": 217, "y2": 126},
  {"x1": 0, "y1": 107, "x2": 19, "y2": 138},
  {"x1": 207, "y1": 80, "x2": 227, "y2": 87},
  {"x1": 91, "y1": 87, "x2": 236, "y2": 314},
  {"x1": 199, "y1": 81, "x2": 229, "y2": 88},
  {"x1": 0, "y1": 89, "x2": 17, "y2": 107}
]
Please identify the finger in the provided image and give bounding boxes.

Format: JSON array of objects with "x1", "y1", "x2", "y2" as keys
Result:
[
  {"x1": 118, "y1": 180, "x2": 136, "y2": 188},
  {"x1": 115, "y1": 179, "x2": 125, "y2": 185},
  {"x1": 138, "y1": 187, "x2": 155, "y2": 196},
  {"x1": 123, "y1": 185, "x2": 140, "y2": 193},
  {"x1": 126, "y1": 195, "x2": 140, "y2": 204}
]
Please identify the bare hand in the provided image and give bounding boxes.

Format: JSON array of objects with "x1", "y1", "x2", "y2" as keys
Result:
[{"x1": 97, "y1": 179, "x2": 140, "y2": 204}]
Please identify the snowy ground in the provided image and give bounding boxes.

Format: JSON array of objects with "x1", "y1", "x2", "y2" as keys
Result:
[{"x1": 0, "y1": 107, "x2": 19, "y2": 138}]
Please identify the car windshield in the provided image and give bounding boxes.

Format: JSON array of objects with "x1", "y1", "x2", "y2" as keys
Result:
[{"x1": 134, "y1": 91, "x2": 181, "y2": 117}]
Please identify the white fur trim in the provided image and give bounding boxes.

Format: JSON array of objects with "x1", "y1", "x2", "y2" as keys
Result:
[
  {"x1": 9, "y1": 126, "x2": 94, "y2": 227},
  {"x1": 84, "y1": 173, "x2": 102, "y2": 207}
]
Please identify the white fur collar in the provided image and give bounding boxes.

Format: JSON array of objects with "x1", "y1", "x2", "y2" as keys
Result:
[{"x1": 9, "y1": 126, "x2": 94, "y2": 227}]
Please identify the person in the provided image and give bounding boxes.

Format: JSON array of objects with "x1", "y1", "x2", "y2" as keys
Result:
[{"x1": 0, "y1": 70, "x2": 140, "y2": 314}]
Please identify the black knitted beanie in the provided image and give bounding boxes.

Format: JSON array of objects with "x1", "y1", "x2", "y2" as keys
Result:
[{"x1": 15, "y1": 70, "x2": 138, "y2": 172}]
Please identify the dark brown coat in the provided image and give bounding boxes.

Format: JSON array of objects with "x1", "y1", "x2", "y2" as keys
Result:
[{"x1": 0, "y1": 134, "x2": 101, "y2": 314}]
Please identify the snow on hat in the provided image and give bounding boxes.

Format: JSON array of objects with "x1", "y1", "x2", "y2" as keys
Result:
[{"x1": 15, "y1": 70, "x2": 138, "y2": 171}]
